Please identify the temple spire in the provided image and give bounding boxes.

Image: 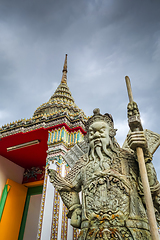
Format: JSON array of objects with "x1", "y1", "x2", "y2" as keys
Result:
[
  {"x1": 61, "y1": 54, "x2": 67, "y2": 84},
  {"x1": 33, "y1": 53, "x2": 87, "y2": 121}
]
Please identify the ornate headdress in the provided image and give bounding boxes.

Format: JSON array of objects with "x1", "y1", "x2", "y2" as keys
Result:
[{"x1": 85, "y1": 108, "x2": 117, "y2": 141}]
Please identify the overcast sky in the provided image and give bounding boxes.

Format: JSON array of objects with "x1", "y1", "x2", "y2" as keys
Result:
[{"x1": 0, "y1": 0, "x2": 160, "y2": 177}]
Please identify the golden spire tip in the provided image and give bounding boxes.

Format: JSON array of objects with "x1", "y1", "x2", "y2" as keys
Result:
[
  {"x1": 63, "y1": 54, "x2": 68, "y2": 73},
  {"x1": 61, "y1": 54, "x2": 68, "y2": 84}
]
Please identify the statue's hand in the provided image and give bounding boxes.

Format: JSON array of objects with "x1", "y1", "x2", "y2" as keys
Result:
[
  {"x1": 127, "y1": 101, "x2": 140, "y2": 117},
  {"x1": 127, "y1": 131, "x2": 147, "y2": 150},
  {"x1": 127, "y1": 102, "x2": 143, "y2": 132},
  {"x1": 71, "y1": 208, "x2": 82, "y2": 229},
  {"x1": 48, "y1": 169, "x2": 72, "y2": 191},
  {"x1": 48, "y1": 169, "x2": 57, "y2": 183}
]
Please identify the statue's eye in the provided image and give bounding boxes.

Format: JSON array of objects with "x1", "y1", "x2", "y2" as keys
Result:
[{"x1": 100, "y1": 128, "x2": 105, "y2": 133}]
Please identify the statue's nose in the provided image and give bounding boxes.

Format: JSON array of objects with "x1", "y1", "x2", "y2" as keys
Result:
[{"x1": 94, "y1": 131, "x2": 100, "y2": 138}]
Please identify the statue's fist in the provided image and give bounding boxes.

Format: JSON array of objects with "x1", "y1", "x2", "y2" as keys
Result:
[
  {"x1": 127, "y1": 101, "x2": 140, "y2": 117},
  {"x1": 71, "y1": 208, "x2": 82, "y2": 228},
  {"x1": 47, "y1": 169, "x2": 57, "y2": 183},
  {"x1": 127, "y1": 131, "x2": 147, "y2": 150}
]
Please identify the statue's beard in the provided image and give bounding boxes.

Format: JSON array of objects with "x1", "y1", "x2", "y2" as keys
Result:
[{"x1": 89, "y1": 138, "x2": 112, "y2": 170}]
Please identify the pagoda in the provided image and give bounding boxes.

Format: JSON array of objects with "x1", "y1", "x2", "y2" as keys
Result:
[{"x1": 0, "y1": 55, "x2": 87, "y2": 240}]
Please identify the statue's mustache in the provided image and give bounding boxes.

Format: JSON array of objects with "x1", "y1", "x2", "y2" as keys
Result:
[{"x1": 89, "y1": 138, "x2": 112, "y2": 160}]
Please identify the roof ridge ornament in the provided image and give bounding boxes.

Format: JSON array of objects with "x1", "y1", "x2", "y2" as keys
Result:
[{"x1": 61, "y1": 54, "x2": 67, "y2": 84}]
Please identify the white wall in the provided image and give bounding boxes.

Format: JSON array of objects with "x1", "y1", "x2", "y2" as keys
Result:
[
  {"x1": 23, "y1": 194, "x2": 42, "y2": 240},
  {"x1": 0, "y1": 155, "x2": 24, "y2": 198}
]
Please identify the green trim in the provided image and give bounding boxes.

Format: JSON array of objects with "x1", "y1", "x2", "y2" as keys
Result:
[
  {"x1": 18, "y1": 194, "x2": 31, "y2": 240},
  {"x1": 0, "y1": 184, "x2": 10, "y2": 221},
  {"x1": 18, "y1": 185, "x2": 43, "y2": 240},
  {"x1": 27, "y1": 186, "x2": 43, "y2": 196}
]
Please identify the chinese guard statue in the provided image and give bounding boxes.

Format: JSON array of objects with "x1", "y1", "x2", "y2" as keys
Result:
[{"x1": 48, "y1": 103, "x2": 160, "y2": 239}]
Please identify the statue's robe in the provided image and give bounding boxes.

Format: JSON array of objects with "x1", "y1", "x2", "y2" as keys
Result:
[{"x1": 50, "y1": 148, "x2": 160, "y2": 239}]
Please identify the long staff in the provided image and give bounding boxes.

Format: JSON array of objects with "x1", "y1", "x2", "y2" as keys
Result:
[{"x1": 125, "y1": 76, "x2": 159, "y2": 240}]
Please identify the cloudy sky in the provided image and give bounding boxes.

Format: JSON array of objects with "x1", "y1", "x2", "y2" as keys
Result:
[{"x1": 0, "y1": 0, "x2": 160, "y2": 176}]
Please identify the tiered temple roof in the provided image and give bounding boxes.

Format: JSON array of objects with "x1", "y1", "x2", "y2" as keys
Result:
[
  {"x1": 0, "y1": 54, "x2": 87, "y2": 138},
  {"x1": 33, "y1": 54, "x2": 86, "y2": 120}
]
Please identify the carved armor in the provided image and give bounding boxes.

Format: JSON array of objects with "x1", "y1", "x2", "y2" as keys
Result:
[
  {"x1": 48, "y1": 148, "x2": 157, "y2": 239},
  {"x1": 48, "y1": 106, "x2": 160, "y2": 239}
]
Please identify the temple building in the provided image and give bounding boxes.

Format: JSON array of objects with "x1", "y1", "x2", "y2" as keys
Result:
[{"x1": 0, "y1": 54, "x2": 87, "y2": 240}]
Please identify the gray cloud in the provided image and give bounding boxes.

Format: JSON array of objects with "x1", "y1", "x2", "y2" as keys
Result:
[{"x1": 0, "y1": 0, "x2": 160, "y2": 177}]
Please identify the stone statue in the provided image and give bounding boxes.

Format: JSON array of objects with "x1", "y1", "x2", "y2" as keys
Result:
[{"x1": 48, "y1": 103, "x2": 160, "y2": 239}]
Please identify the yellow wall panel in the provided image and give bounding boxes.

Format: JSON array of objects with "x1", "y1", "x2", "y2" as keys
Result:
[{"x1": 0, "y1": 179, "x2": 28, "y2": 240}]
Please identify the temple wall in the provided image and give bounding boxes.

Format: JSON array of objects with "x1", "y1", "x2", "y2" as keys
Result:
[
  {"x1": 23, "y1": 194, "x2": 42, "y2": 240},
  {"x1": 0, "y1": 155, "x2": 24, "y2": 198}
]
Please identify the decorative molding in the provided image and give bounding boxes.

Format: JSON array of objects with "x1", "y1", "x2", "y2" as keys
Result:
[
  {"x1": 61, "y1": 165, "x2": 69, "y2": 240},
  {"x1": 46, "y1": 156, "x2": 64, "y2": 166},
  {"x1": 61, "y1": 204, "x2": 68, "y2": 240},
  {"x1": 50, "y1": 165, "x2": 61, "y2": 240},
  {"x1": 73, "y1": 228, "x2": 79, "y2": 240},
  {"x1": 48, "y1": 126, "x2": 84, "y2": 146},
  {"x1": 0, "y1": 116, "x2": 86, "y2": 138},
  {"x1": 37, "y1": 167, "x2": 48, "y2": 240}
]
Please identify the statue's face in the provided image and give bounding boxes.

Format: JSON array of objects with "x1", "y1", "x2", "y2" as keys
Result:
[{"x1": 88, "y1": 121, "x2": 110, "y2": 147}]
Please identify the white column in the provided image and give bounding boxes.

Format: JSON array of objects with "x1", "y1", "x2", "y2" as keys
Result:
[
  {"x1": 67, "y1": 219, "x2": 73, "y2": 240},
  {"x1": 57, "y1": 163, "x2": 65, "y2": 240}
]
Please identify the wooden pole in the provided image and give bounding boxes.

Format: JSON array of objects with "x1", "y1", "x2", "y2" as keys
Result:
[{"x1": 125, "y1": 76, "x2": 159, "y2": 240}]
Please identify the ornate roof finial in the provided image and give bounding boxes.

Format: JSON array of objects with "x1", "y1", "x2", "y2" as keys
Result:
[{"x1": 61, "y1": 54, "x2": 67, "y2": 84}]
